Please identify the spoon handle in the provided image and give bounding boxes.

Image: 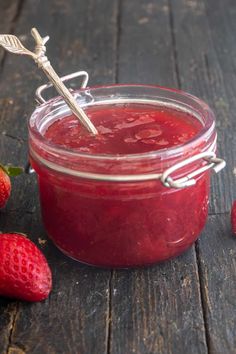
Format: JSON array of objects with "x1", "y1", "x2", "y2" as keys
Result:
[
  {"x1": 0, "y1": 28, "x2": 98, "y2": 135},
  {"x1": 38, "y1": 58, "x2": 98, "y2": 135}
]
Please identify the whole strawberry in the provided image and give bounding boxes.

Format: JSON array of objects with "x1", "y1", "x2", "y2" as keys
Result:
[
  {"x1": 0, "y1": 165, "x2": 23, "y2": 208},
  {"x1": 0, "y1": 167, "x2": 11, "y2": 208},
  {"x1": 231, "y1": 201, "x2": 236, "y2": 235},
  {"x1": 0, "y1": 233, "x2": 52, "y2": 301}
]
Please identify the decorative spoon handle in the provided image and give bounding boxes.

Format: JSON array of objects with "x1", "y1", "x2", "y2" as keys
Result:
[{"x1": 0, "y1": 28, "x2": 98, "y2": 135}]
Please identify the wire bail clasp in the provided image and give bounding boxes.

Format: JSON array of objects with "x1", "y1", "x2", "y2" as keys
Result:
[
  {"x1": 35, "y1": 71, "x2": 89, "y2": 104},
  {"x1": 161, "y1": 151, "x2": 226, "y2": 188}
]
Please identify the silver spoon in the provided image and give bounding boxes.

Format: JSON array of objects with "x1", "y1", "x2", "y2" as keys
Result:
[{"x1": 0, "y1": 27, "x2": 98, "y2": 135}]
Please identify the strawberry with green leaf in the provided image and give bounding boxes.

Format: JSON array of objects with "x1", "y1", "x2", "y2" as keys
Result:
[{"x1": 0, "y1": 164, "x2": 23, "y2": 208}]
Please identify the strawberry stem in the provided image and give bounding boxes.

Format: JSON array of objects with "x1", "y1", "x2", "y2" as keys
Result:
[{"x1": 0, "y1": 164, "x2": 24, "y2": 177}]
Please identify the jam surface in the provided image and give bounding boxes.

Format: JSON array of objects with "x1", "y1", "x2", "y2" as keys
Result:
[
  {"x1": 44, "y1": 103, "x2": 202, "y2": 154},
  {"x1": 31, "y1": 102, "x2": 209, "y2": 267}
]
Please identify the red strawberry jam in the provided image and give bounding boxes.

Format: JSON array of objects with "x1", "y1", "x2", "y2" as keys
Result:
[
  {"x1": 29, "y1": 85, "x2": 217, "y2": 267},
  {"x1": 44, "y1": 104, "x2": 201, "y2": 154}
]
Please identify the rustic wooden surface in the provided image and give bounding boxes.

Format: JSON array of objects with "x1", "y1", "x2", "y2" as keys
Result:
[{"x1": 0, "y1": 0, "x2": 235, "y2": 353}]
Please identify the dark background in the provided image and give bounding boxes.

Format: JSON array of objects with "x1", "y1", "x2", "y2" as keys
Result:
[{"x1": 0, "y1": 0, "x2": 235, "y2": 353}]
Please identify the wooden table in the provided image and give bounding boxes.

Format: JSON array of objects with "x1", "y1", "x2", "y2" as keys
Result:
[{"x1": 0, "y1": 0, "x2": 235, "y2": 353}]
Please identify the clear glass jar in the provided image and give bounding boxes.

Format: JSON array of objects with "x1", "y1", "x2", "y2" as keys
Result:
[{"x1": 28, "y1": 84, "x2": 225, "y2": 267}]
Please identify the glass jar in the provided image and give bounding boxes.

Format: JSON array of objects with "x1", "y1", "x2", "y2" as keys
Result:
[{"x1": 28, "y1": 81, "x2": 225, "y2": 268}]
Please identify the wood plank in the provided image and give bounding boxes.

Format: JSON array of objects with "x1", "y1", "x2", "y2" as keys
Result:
[
  {"x1": 196, "y1": 214, "x2": 236, "y2": 354},
  {"x1": 170, "y1": 0, "x2": 234, "y2": 214},
  {"x1": 109, "y1": 251, "x2": 208, "y2": 354},
  {"x1": 169, "y1": 1, "x2": 236, "y2": 353},
  {"x1": 0, "y1": 1, "x2": 28, "y2": 352},
  {"x1": 0, "y1": 1, "x2": 22, "y2": 63},
  {"x1": 0, "y1": 0, "x2": 118, "y2": 352},
  {"x1": 118, "y1": 0, "x2": 178, "y2": 87},
  {"x1": 203, "y1": 0, "x2": 236, "y2": 214},
  {"x1": 109, "y1": 1, "x2": 208, "y2": 353}
]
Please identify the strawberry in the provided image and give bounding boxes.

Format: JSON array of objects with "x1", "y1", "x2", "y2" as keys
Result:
[
  {"x1": 231, "y1": 201, "x2": 236, "y2": 235},
  {"x1": 0, "y1": 165, "x2": 23, "y2": 208},
  {"x1": 0, "y1": 233, "x2": 52, "y2": 302},
  {"x1": 0, "y1": 168, "x2": 11, "y2": 208}
]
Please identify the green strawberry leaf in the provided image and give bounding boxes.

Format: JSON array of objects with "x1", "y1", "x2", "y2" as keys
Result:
[{"x1": 0, "y1": 164, "x2": 24, "y2": 176}]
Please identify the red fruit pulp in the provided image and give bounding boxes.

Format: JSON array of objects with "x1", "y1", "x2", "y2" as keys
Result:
[
  {"x1": 44, "y1": 104, "x2": 201, "y2": 154},
  {"x1": 31, "y1": 103, "x2": 210, "y2": 267}
]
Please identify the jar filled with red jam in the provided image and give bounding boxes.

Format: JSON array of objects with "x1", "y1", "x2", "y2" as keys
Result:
[{"x1": 29, "y1": 83, "x2": 225, "y2": 267}]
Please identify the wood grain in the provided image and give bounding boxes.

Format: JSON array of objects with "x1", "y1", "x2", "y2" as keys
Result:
[
  {"x1": 169, "y1": 2, "x2": 236, "y2": 353},
  {"x1": 197, "y1": 214, "x2": 236, "y2": 354},
  {"x1": 0, "y1": 1, "x2": 23, "y2": 64},
  {"x1": 203, "y1": 0, "x2": 236, "y2": 213},
  {"x1": 169, "y1": 0, "x2": 235, "y2": 214},
  {"x1": 0, "y1": 1, "x2": 27, "y2": 352},
  {"x1": 0, "y1": 0, "x2": 235, "y2": 353},
  {"x1": 109, "y1": 251, "x2": 208, "y2": 354},
  {"x1": 118, "y1": 0, "x2": 178, "y2": 87},
  {"x1": 0, "y1": 0, "x2": 118, "y2": 353}
]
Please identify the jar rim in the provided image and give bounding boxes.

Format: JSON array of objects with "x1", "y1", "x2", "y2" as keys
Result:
[{"x1": 29, "y1": 84, "x2": 215, "y2": 162}]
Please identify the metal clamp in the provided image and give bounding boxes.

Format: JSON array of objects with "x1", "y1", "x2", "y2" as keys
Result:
[
  {"x1": 30, "y1": 146, "x2": 226, "y2": 188},
  {"x1": 161, "y1": 151, "x2": 226, "y2": 188},
  {"x1": 35, "y1": 70, "x2": 89, "y2": 104}
]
